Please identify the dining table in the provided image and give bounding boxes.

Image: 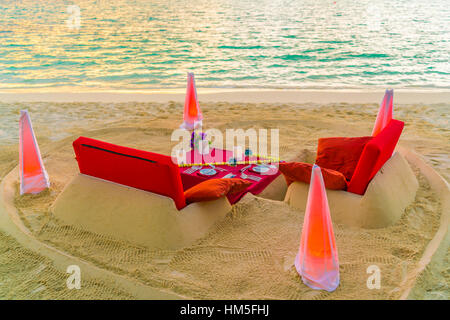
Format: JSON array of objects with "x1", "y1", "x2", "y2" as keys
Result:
[{"x1": 179, "y1": 147, "x2": 281, "y2": 204}]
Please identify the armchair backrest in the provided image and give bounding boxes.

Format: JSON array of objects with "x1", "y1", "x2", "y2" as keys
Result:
[
  {"x1": 347, "y1": 119, "x2": 404, "y2": 195},
  {"x1": 73, "y1": 137, "x2": 186, "y2": 210}
]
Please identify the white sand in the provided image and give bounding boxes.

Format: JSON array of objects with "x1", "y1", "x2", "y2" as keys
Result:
[{"x1": 0, "y1": 93, "x2": 448, "y2": 299}]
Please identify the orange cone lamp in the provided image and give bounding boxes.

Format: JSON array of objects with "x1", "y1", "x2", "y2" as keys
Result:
[
  {"x1": 180, "y1": 72, "x2": 203, "y2": 130},
  {"x1": 372, "y1": 89, "x2": 393, "y2": 136},
  {"x1": 295, "y1": 164, "x2": 339, "y2": 292},
  {"x1": 19, "y1": 110, "x2": 50, "y2": 195}
]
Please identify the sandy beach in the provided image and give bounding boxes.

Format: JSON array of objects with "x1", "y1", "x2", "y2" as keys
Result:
[
  {"x1": 0, "y1": 91, "x2": 448, "y2": 299},
  {"x1": 1, "y1": 0, "x2": 449, "y2": 305}
]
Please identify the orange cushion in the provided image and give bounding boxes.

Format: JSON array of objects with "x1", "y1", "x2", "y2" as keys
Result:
[
  {"x1": 279, "y1": 162, "x2": 347, "y2": 190},
  {"x1": 184, "y1": 178, "x2": 252, "y2": 204},
  {"x1": 315, "y1": 136, "x2": 372, "y2": 181}
]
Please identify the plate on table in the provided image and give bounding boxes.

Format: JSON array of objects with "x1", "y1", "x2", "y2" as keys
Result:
[
  {"x1": 198, "y1": 168, "x2": 217, "y2": 177},
  {"x1": 250, "y1": 165, "x2": 270, "y2": 174}
]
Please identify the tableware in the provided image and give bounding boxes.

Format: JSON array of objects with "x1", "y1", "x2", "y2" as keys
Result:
[
  {"x1": 221, "y1": 173, "x2": 236, "y2": 179},
  {"x1": 198, "y1": 168, "x2": 217, "y2": 176},
  {"x1": 184, "y1": 166, "x2": 202, "y2": 174},
  {"x1": 209, "y1": 164, "x2": 227, "y2": 172},
  {"x1": 240, "y1": 172, "x2": 262, "y2": 182},
  {"x1": 250, "y1": 165, "x2": 270, "y2": 174},
  {"x1": 228, "y1": 157, "x2": 238, "y2": 166}
]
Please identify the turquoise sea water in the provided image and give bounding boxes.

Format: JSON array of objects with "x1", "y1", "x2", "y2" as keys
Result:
[{"x1": 0, "y1": 0, "x2": 449, "y2": 90}]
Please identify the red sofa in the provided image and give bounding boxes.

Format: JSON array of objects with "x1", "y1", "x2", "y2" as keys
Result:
[
  {"x1": 347, "y1": 119, "x2": 404, "y2": 195},
  {"x1": 73, "y1": 137, "x2": 186, "y2": 210}
]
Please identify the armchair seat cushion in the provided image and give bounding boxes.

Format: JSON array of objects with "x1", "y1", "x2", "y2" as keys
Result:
[
  {"x1": 279, "y1": 162, "x2": 347, "y2": 190},
  {"x1": 315, "y1": 136, "x2": 373, "y2": 181},
  {"x1": 184, "y1": 178, "x2": 251, "y2": 204}
]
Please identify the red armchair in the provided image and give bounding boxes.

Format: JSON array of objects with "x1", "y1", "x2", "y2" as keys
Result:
[
  {"x1": 73, "y1": 137, "x2": 187, "y2": 210},
  {"x1": 347, "y1": 119, "x2": 404, "y2": 195}
]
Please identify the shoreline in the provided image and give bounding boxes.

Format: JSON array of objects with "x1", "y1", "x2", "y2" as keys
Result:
[{"x1": 1, "y1": 88, "x2": 450, "y2": 104}]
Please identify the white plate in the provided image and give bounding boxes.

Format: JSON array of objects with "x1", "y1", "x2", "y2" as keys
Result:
[
  {"x1": 251, "y1": 165, "x2": 270, "y2": 174},
  {"x1": 199, "y1": 168, "x2": 217, "y2": 176}
]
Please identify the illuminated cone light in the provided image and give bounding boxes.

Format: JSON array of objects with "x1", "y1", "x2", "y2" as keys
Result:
[
  {"x1": 180, "y1": 72, "x2": 203, "y2": 130},
  {"x1": 371, "y1": 89, "x2": 393, "y2": 136},
  {"x1": 19, "y1": 110, "x2": 50, "y2": 195},
  {"x1": 295, "y1": 164, "x2": 339, "y2": 292}
]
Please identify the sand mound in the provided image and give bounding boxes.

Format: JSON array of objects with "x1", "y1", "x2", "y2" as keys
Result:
[
  {"x1": 257, "y1": 175, "x2": 287, "y2": 201},
  {"x1": 285, "y1": 152, "x2": 419, "y2": 228},
  {"x1": 52, "y1": 174, "x2": 231, "y2": 250}
]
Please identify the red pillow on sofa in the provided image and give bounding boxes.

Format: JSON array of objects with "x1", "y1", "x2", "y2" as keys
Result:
[
  {"x1": 315, "y1": 136, "x2": 372, "y2": 181},
  {"x1": 184, "y1": 178, "x2": 252, "y2": 204},
  {"x1": 279, "y1": 162, "x2": 347, "y2": 190}
]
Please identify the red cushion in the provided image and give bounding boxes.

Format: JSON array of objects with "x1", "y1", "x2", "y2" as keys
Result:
[
  {"x1": 73, "y1": 137, "x2": 186, "y2": 210},
  {"x1": 315, "y1": 136, "x2": 373, "y2": 181},
  {"x1": 347, "y1": 119, "x2": 404, "y2": 195},
  {"x1": 184, "y1": 178, "x2": 251, "y2": 204},
  {"x1": 279, "y1": 162, "x2": 347, "y2": 190}
]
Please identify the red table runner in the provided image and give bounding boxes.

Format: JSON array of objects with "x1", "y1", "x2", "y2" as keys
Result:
[{"x1": 179, "y1": 148, "x2": 281, "y2": 204}]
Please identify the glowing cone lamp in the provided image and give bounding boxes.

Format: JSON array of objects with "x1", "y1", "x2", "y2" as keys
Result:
[
  {"x1": 295, "y1": 164, "x2": 339, "y2": 292},
  {"x1": 180, "y1": 72, "x2": 203, "y2": 130},
  {"x1": 372, "y1": 89, "x2": 393, "y2": 136},
  {"x1": 19, "y1": 110, "x2": 50, "y2": 195}
]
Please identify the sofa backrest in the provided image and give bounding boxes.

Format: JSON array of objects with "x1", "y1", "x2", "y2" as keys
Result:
[
  {"x1": 73, "y1": 137, "x2": 186, "y2": 210},
  {"x1": 347, "y1": 119, "x2": 404, "y2": 195}
]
